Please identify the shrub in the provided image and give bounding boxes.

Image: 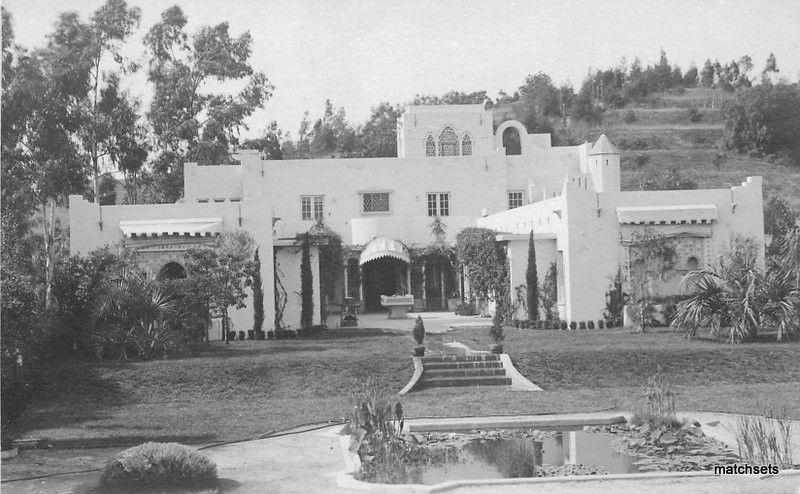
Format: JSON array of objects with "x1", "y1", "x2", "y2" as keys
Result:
[
  {"x1": 623, "y1": 110, "x2": 638, "y2": 123},
  {"x1": 587, "y1": 320, "x2": 595, "y2": 329},
  {"x1": 598, "y1": 320, "x2": 605, "y2": 329},
  {"x1": 578, "y1": 321, "x2": 586, "y2": 330},
  {"x1": 454, "y1": 301, "x2": 477, "y2": 316},
  {"x1": 604, "y1": 271, "x2": 627, "y2": 327},
  {"x1": 630, "y1": 153, "x2": 650, "y2": 169},
  {"x1": 489, "y1": 311, "x2": 505, "y2": 344},
  {"x1": 100, "y1": 442, "x2": 216, "y2": 487},
  {"x1": 267, "y1": 330, "x2": 275, "y2": 339},
  {"x1": 686, "y1": 107, "x2": 702, "y2": 122},
  {"x1": 569, "y1": 321, "x2": 577, "y2": 330},
  {"x1": 237, "y1": 330, "x2": 246, "y2": 341},
  {"x1": 299, "y1": 234, "x2": 314, "y2": 329},
  {"x1": 560, "y1": 320, "x2": 568, "y2": 330},
  {"x1": 412, "y1": 316, "x2": 425, "y2": 346}
]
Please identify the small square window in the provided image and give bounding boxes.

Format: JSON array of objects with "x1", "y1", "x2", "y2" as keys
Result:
[
  {"x1": 301, "y1": 195, "x2": 324, "y2": 220},
  {"x1": 362, "y1": 192, "x2": 390, "y2": 213},
  {"x1": 508, "y1": 191, "x2": 524, "y2": 209}
]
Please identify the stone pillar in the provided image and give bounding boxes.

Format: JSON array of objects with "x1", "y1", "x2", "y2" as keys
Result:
[
  {"x1": 421, "y1": 261, "x2": 427, "y2": 310},
  {"x1": 568, "y1": 431, "x2": 577, "y2": 465},
  {"x1": 406, "y1": 264, "x2": 411, "y2": 296},
  {"x1": 343, "y1": 262, "x2": 349, "y2": 299}
]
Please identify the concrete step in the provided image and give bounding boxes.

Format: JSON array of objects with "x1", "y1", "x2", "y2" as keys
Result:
[
  {"x1": 419, "y1": 375, "x2": 512, "y2": 388},
  {"x1": 424, "y1": 368, "x2": 507, "y2": 378},
  {"x1": 419, "y1": 354, "x2": 499, "y2": 364},
  {"x1": 422, "y1": 360, "x2": 503, "y2": 370}
]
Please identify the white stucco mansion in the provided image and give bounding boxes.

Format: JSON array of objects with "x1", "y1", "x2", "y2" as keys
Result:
[{"x1": 69, "y1": 104, "x2": 765, "y2": 332}]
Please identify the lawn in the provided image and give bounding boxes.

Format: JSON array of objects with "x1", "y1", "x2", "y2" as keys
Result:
[{"x1": 8, "y1": 325, "x2": 800, "y2": 447}]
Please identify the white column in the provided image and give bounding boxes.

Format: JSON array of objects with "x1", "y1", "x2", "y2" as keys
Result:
[{"x1": 343, "y1": 263, "x2": 349, "y2": 299}]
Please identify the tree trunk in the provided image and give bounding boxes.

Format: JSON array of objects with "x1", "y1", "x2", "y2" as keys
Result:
[{"x1": 43, "y1": 199, "x2": 56, "y2": 309}]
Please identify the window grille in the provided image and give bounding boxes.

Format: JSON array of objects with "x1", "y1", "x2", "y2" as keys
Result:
[
  {"x1": 438, "y1": 126, "x2": 459, "y2": 156},
  {"x1": 427, "y1": 192, "x2": 450, "y2": 216},
  {"x1": 301, "y1": 195, "x2": 324, "y2": 220},
  {"x1": 362, "y1": 192, "x2": 390, "y2": 213},
  {"x1": 508, "y1": 191, "x2": 524, "y2": 209},
  {"x1": 461, "y1": 134, "x2": 472, "y2": 156},
  {"x1": 425, "y1": 135, "x2": 436, "y2": 157}
]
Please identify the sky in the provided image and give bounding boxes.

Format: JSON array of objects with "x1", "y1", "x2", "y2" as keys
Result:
[{"x1": 4, "y1": 0, "x2": 800, "y2": 138}]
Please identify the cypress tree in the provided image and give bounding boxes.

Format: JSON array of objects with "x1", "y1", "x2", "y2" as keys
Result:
[
  {"x1": 526, "y1": 230, "x2": 539, "y2": 321},
  {"x1": 300, "y1": 235, "x2": 313, "y2": 329},
  {"x1": 252, "y1": 248, "x2": 264, "y2": 334}
]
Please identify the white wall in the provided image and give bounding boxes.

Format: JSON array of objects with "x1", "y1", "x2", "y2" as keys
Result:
[{"x1": 274, "y1": 244, "x2": 322, "y2": 330}]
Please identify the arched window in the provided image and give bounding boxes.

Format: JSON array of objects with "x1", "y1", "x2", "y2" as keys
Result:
[
  {"x1": 425, "y1": 134, "x2": 436, "y2": 157},
  {"x1": 438, "y1": 126, "x2": 459, "y2": 156},
  {"x1": 502, "y1": 127, "x2": 522, "y2": 155},
  {"x1": 461, "y1": 134, "x2": 472, "y2": 156},
  {"x1": 157, "y1": 262, "x2": 186, "y2": 281}
]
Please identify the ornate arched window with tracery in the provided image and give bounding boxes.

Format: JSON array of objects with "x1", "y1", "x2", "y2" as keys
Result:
[
  {"x1": 425, "y1": 134, "x2": 436, "y2": 157},
  {"x1": 461, "y1": 134, "x2": 472, "y2": 156},
  {"x1": 438, "y1": 126, "x2": 459, "y2": 156}
]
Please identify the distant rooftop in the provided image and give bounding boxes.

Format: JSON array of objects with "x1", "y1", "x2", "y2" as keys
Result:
[{"x1": 590, "y1": 134, "x2": 619, "y2": 154}]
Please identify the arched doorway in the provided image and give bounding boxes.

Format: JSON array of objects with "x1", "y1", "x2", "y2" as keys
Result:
[
  {"x1": 362, "y1": 257, "x2": 409, "y2": 311},
  {"x1": 157, "y1": 262, "x2": 186, "y2": 281}
]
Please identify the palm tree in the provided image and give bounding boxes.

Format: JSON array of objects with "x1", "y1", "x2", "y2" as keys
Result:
[{"x1": 91, "y1": 268, "x2": 187, "y2": 359}]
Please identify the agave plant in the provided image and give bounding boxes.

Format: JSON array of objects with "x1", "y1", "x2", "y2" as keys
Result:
[
  {"x1": 91, "y1": 268, "x2": 188, "y2": 359},
  {"x1": 760, "y1": 269, "x2": 800, "y2": 342}
]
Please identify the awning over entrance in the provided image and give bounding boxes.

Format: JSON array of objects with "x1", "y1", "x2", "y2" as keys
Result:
[
  {"x1": 359, "y1": 236, "x2": 410, "y2": 265},
  {"x1": 119, "y1": 218, "x2": 223, "y2": 237},
  {"x1": 616, "y1": 205, "x2": 717, "y2": 225}
]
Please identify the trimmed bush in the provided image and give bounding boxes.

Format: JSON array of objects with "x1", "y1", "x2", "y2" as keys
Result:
[
  {"x1": 598, "y1": 320, "x2": 605, "y2": 329},
  {"x1": 100, "y1": 442, "x2": 216, "y2": 487},
  {"x1": 623, "y1": 110, "x2": 638, "y2": 124},
  {"x1": 267, "y1": 330, "x2": 275, "y2": 339},
  {"x1": 579, "y1": 321, "x2": 587, "y2": 330},
  {"x1": 569, "y1": 321, "x2": 577, "y2": 330},
  {"x1": 560, "y1": 320, "x2": 568, "y2": 330},
  {"x1": 587, "y1": 320, "x2": 595, "y2": 330},
  {"x1": 454, "y1": 301, "x2": 478, "y2": 316}
]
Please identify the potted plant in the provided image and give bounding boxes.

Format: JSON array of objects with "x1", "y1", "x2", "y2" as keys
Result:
[
  {"x1": 489, "y1": 311, "x2": 504, "y2": 354},
  {"x1": 413, "y1": 316, "x2": 425, "y2": 356}
]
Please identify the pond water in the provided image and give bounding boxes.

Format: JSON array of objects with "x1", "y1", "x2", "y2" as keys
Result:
[{"x1": 414, "y1": 431, "x2": 644, "y2": 485}]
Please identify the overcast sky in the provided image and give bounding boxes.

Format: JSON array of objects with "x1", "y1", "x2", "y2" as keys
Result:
[{"x1": 4, "y1": 0, "x2": 800, "y2": 138}]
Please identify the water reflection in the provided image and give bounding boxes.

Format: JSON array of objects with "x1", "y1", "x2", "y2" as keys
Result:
[{"x1": 416, "y1": 431, "x2": 642, "y2": 485}]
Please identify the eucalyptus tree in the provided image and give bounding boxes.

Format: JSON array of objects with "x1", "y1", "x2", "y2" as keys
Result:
[{"x1": 144, "y1": 5, "x2": 273, "y2": 202}]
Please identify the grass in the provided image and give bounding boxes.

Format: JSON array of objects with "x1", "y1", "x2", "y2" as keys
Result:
[{"x1": 8, "y1": 325, "x2": 800, "y2": 447}]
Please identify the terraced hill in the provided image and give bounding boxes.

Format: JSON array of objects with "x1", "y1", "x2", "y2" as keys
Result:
[{"x1": 579, "y1": 88, "x2": 800, "y2": 209}]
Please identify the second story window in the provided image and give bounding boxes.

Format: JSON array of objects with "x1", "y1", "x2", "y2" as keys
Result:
[
  {"x1": 438, "y1": 126, "x2": 459, "y2": 156},
  {"x1": 301, "y1": 195, "x2": 324, "y2": 221},
  {"x1": 427, "y1": 193, "x2": 450, "y2": 217},
  {"x1": 425, "y1": 135, "x2": 436, "y2": 157},
  {"x1": 508, "y1": 191, "x2": 524, "y2": 209},
  {"x1": 362, "y1": 192, "x2": 390, "y2": 214}
]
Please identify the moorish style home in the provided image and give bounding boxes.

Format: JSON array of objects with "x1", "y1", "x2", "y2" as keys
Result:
[{"x1": 69, "y1": 104, "x2": 765, "y2": 333}]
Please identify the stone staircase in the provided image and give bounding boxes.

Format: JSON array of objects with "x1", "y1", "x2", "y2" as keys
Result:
[{"x1": 417, "y1": 354, "x2": 511, "y2": 389}]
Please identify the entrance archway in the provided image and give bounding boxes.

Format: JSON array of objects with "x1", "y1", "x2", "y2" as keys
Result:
[
  {"x1": 362, "y1": 257, "x2": 409, "y2": 311},
  {"x1": 157, "y1": 262, "x2": 186, "y2": 281}
]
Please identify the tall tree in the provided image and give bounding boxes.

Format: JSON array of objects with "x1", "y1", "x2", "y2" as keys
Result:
[
  {"x1": 79, "y1": 0, "x2": 144, "y2": 203},
  {"x1": 241, "y1": 120, "x2": 283, "y2": 160},
  {"x1": 356, "y1": 102, "x2": 401, "y2": 158},
  {"x1": 526, "y1": 231, "x2": 539, "y2": 322},
  {"x1": 299, "y1": 234, "x2": 313, "y2": 329},
  {"x1": 144, "y1": 5, "x2": 273, "y2": 202},
  {"x1": 251, "y1": 248, "x2": 264, "y2": 335}
]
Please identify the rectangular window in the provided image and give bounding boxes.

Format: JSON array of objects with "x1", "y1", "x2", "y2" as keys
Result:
[
  {"x1": 427, "y1": 192, "x2": 450, "y2": 216},
  {"x1": 508, "y1": 191, "x2": 524, "y2": 209},
  {"x1": 301, "y1": 195, "x2": 324, "y2": 220},
  {"x1": 362, "y1": 192, "x2": 390, "y2": 214}
]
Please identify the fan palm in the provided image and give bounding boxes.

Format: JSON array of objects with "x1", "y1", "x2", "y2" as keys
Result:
[{"x1": 91, "y1": 268, "x2": 187, "y2": 359}]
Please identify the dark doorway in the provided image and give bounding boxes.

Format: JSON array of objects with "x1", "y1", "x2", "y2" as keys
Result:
[
  {"x1": 422, "y1": 255, "x2": 457, "y2": 310},
  {"x1": 362, "y1": 257, "x2": 408, "y2": 311},
  {"x1": 157, "y1": 262, "x2": 186, "y2": 281}
]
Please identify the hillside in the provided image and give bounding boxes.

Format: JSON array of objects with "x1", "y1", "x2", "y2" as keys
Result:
[{"x1": 581, "y1": 88, "x2": 800, "y2": 209}]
